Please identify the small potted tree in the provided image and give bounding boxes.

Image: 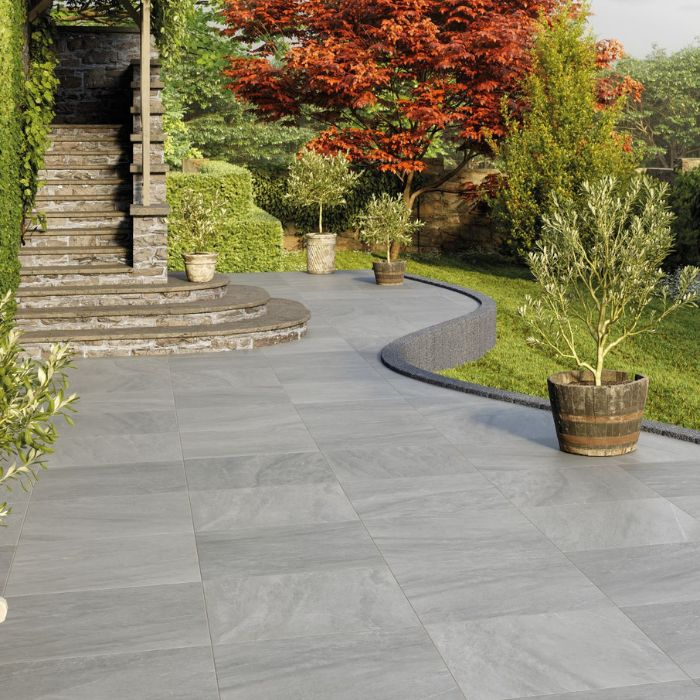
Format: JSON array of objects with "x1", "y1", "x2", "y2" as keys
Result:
[
  {"x1": 358, "y1": 193, "x2": 424, "y2": 285},
  {"x1": 180, "y1": 193, "x2": 218, "y2": 283},
  {"x1": 520, "y1": 176, "x2": 699, "y2": 456},
  {"x1": 287, "y1": 148, "x2": 360, "y2": 274}
]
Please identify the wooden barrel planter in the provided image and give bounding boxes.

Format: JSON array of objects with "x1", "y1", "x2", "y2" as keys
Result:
[
  {"x1": 547, "y1": 370, "x2": 649, "y2": 457},
  {"x1": 372, "y1": 260, "x2": 406, "y2": 286}
]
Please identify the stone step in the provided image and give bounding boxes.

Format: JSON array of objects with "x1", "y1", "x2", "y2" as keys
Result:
[
  {"x1": 38, "y1": 180, "x2": 130, "y2": 198},
  {"x1": 44, "y1": 152, "x2": 130, "y2": 168},
  {"x1": 19, "y1": 245, "x2": 130, "y2": 267},
  {"x1": 47, "y1": 140, "x2": 127, "y2": 154},
  {"x1": 20, "y1": 263, "x2": 133, "y2": 287},
  {"x1": 15, "y1": 285, "x2": 270, "y2": 331},
  {"x1": 20, "y1": 298, "x2": 310, "y2": 358},
  {"x1": 23, "y1": 228, "x2": 131, "y2": 247},
  {"x1": 41, "y1": 212, "x2": 129, "y2": 230},
  {"x1": 50, "y1": 124, "x2": 123, "y2": 139},
  {"x1": 34, "y1": 197, "x2": 129, "y2": 214},
  {"x1": 39, "y1": 165, "x2": 130, "y2": 181},
  {"x1": 16, "y1": 272, "x2": 229, "y2": 308}
]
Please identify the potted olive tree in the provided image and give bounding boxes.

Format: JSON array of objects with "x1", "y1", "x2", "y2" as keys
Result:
[
  {"x1": 180, "y1": 193, "x2": 218, "y2": 283},
  {"x1": 287, "y1": 149, "x2": 360, "y2": 274},
  {"x1": 358, "y1": 193, "x2": 424, "y2": 285},
  {"x1": 520, "y1": 176, "x2": 699, "y2": 456},
  {"x1": 0, "y1": 292, "x2": 77, "y2": 621}
]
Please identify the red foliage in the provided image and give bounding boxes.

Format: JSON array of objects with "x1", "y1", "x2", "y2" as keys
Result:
[{"x1": 222, "y1": 0, "x2": 563, "y2": 182}]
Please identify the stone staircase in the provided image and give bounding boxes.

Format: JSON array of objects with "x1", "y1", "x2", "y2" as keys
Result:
[{"x1": 16, "y1": 116, "x2": 309, "y2": 357}]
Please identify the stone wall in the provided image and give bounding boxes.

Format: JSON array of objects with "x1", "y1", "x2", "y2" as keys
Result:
[{"x1": 54, "y1": 25, "x2": 144, "y2": 124}]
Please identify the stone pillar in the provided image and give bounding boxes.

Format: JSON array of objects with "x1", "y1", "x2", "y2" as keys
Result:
[{"x1": 130, "y1": 60, "x2": 169, "y2": 283}]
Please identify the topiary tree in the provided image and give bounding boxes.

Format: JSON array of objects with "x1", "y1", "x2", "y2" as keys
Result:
[
  {"x1": 286, "y1": 150, "x2": 360, "y2": 235},
  {"x1": 358, "y1": 194, "x2": 424, "y2": 263},
  {"x1": 520, "y1": 176, "x2": 699, "y2": 386},
  {"x1": 492, "y1": 2, "x2": 640, "y2": 257}
]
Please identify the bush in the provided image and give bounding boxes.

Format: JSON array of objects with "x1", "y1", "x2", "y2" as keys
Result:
[
  {"x1": 167, "y1": 168, "x2": 284, "y2": 273},
  {"x1": 667, "y1": 168, "x2": 700, "y2": 267},
  {"x1": 252, "y1": 168, "x2": 401, "y2": 234},
  {"x1": 492, "y1": 5, "x2": 638, "y2": 257},
  {"x1": 0, "y1": 0, "x2": 25, "y2": 297}
]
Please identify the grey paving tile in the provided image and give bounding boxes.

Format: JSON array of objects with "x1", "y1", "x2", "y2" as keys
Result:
[
  {"x1": 67, "y1": 408, "x2": 178, "y2": 438},
  {"x1": 184, "y1": 451, "x2": 335, "y2": 489},
  {"x1": 0, "y1": 489, "x2": 29, "y2": 547},
  {"x1": 392, "y1": 547, "x2": 610, "y2": 625},
  {"x1": 673, "y1": 496, "x2": 700, "y2": 518},
  {"x1": 569, "y1": 543, "x2": 700, "y2": 607},
  {"x1": 426, "y1": 607, "x2": 685, "y2": 700},
  {"x1": 174, "y1": 384, "x2": 292, "y2": 409},
  {"x1": 176, "y1": 401, "x2": 302, "y2": 434},
  {"x1": 482, "y1": 465, "x2": 658, "y2": 507},
  {"x1": 204, "y1": 566, "x2": 420, "y2": 644},
  {"x1": 48, "y1": 432, "x2": 182, "y2": 468},
  {"x1": 296, "y1": 397, "x2": 418, "y2": 428},
  {"x1": 179, "y1": 423, "x2": 318, "y2": 459},
  {"x1": 0, "y1": 582, "x2": 210, "y2": 663},
  {"x1": 323, "y1": 443, "x2": 477, "y2": 482},
  {"x1": 264, "y1": 350, "x2": 373, "y2": 370},
  {"x1": 621, "y1": 461, "x2": 700, "y2": 497},
  {"x1": 526, "y1": 681, "x2": 700, "y2": 699},
  {"x1": 170, "y1": 366, "x2": 282, "y2": 393},
  {"x1": 522, "y1": 498, "x2": 700, "y2": 552},
  {"x1": 20, "y1": 492, "x2": 193, "y2": 543},
  {"x1": 0, "y1": 646, "x2": 220, "y2": 700},
  {"x1": 190, "y1": 482, "x2": 357, "y2": 532},
  {"x1": 197, "y1": 521, "x2": 381, "y2": 578},
  {"x1": 633, "y1": 434, "x2": 700, "y2": 463},
  {"x1": 31, "y1": 460, "x2": 186, "y2": 500},
  {"x1": 283, "y1": 379, "x2": 402, "y2": 405},
  {"x1": 6, "y1": 532, "x2": 200, "y2": 596},
  {"x1": 0, "y1": 545, "x2": 13, "y2": 592},
  {"x1": 623, "y1": 600, "x2": 700, "y2": 677},
  {"x1": 214, "y1": 628, "x2": 463, "y2": 700},
  {"x1": 344, "y1": 474, "x2": 510, "y2": 523}
]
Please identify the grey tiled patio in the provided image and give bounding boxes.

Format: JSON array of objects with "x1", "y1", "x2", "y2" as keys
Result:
[{"x1": 2, "y1": 270, "x2": 700, "y2": 699}]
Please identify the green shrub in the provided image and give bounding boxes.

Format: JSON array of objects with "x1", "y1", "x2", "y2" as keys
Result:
[
  {"x1": 167, "y1": 170, "x2": 284, "y2": 272},
  {"x1": 0, "y1": 0, "x2": 25, "y2": 297},
  {"x1": 667, "y1": 168, "x2": 700, "y2": 267}
]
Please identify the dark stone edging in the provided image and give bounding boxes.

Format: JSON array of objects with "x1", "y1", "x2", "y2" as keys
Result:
[{"x1": 380, "y1": 273, "x2": 700, "y2": 446}]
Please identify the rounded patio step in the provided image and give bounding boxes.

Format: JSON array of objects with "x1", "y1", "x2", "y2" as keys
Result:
[
  {"x1": 16, "y1": 272, "x2": 230, "y2": 308},
  {"x1": 15, "y1": 285, "x2": 270, "y2": 331},
  {"x1": 19, "y1": 245, "x2": 130, "y2": 267},
  {"x1": 20, "y1": 298, "x2": 310, "y2": 358}
]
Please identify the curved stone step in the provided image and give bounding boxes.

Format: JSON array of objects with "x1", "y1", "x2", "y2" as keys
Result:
[
  {"x1": 15, "y1": 285, "x2": 270, "y2": 331},
  {"x1": 20, "y1": 298, "x2": 310, "y2": 358},
  {"x1": 16, "y1": 273, "x2": 229, "y2": 308},
  {"x1": 20, "y1": 263, "x2": 133, "y2": 287},
  {"x1": 19, "y1": 245, "x2": 130, "y2": 267}
]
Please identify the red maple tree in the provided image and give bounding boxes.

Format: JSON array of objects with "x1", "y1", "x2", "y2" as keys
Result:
[{"x1": 222, "y1": 0, "x2": 565, "y2": 209}]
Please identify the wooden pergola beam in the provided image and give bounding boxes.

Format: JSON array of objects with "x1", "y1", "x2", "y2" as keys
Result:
[{"x1": 27, "y1": 0, "x2": 53, "y2": 23}]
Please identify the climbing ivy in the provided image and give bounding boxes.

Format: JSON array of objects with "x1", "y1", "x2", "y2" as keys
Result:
[
  {"x1": 0, "y1": 0, "x2": 25, "y2": 297},
  {"x1": 21, "y1": 17, "x2": 59, "y2": 237}
]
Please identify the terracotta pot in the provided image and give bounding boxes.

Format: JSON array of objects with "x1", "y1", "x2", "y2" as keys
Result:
[
  {"x1": 306, "y1": 233, "x2": 336, "y2": 274},
  {"x1": 183, "y1": 252, "x2": 218, "y2": 283},
  {"x1": 372, "y1": 260, "x2": 406, "y2": 286},
  {"x1": 547, "y1": 370, "x2": 648, "y2": 457}
]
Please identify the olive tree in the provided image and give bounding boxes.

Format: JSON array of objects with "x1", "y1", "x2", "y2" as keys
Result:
[
  {"x1": 286, "y1": 150, "x2": 360, "y2": 235},
  {"x1": 520, "y1": 176, "x2": 699, "y2": 386}
]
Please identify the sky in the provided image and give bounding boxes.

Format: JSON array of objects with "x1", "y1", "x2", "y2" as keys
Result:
[{"x1": 588, "y1": 0, "x2": 700, "y2": 57}]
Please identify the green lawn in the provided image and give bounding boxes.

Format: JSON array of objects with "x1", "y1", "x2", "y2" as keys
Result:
[{"x1": 281, "y1": 249, "x2": 700, "y2": 430}]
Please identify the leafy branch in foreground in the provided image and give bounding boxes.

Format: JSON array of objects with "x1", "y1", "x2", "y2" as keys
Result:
[
  {"x1": 0, "y1": 292, "x2": 77, "y2": 526},
  {"x1": 519, "y1": 176, "x2": 699, "y2": 386}
]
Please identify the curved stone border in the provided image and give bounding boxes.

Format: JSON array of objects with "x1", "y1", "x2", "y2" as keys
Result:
[{"x1": 381, "y1": 273, "x2": 700, "y2": 446}]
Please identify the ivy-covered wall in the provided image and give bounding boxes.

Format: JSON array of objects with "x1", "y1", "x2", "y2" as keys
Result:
[{"x1": 0, "y1": 0, "x2": 25, "y2": 297}]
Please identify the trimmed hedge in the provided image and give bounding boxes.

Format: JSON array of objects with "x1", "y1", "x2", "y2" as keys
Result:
[
  {"x1": 668, "y1": 168, "x2": 700, "y2": 268},
  {"x1": 167, "y1": 169, "x2": 284, "y2": 273},
  {"x1": 0, "y1": 0, "x2": 25, "y2": 297}
]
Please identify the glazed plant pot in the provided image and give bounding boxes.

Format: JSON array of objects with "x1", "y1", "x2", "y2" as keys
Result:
[
  {"x1": 306, "y1": 233, "x2": 337, "y2": 274},
  {"x1": 183, "y1": 252, "x2": 218, "y2": 283},
  {"x1": 372, "y1": 260, "x2": 406, "y2": 286},
  {"x1": 547, "y1": 370, "x2": 649, "y2": 457}
]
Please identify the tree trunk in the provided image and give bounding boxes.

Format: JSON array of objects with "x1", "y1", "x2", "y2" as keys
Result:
[{"x1": 390, "y1": 175, "x2": 415, "y2": 260}]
